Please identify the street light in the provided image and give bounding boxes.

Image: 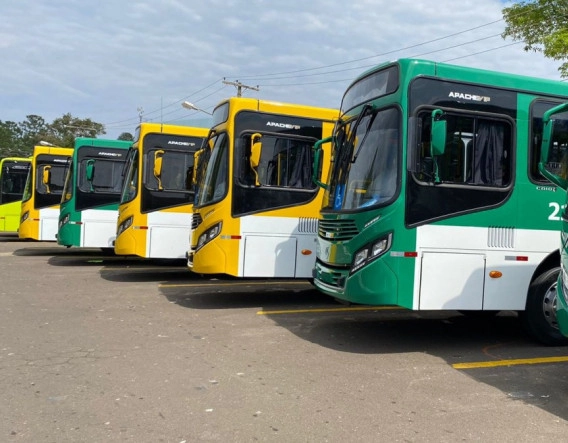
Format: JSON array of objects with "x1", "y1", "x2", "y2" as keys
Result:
[
  {"x1": 39, "y1": 140, "x2": 56, "y2": 146},
  {"x1": 181, "y1": 101, "x2": 212, "y2": 115}
]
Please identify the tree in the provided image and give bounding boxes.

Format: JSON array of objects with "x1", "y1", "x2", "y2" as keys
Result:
[
  {"x1": 0, "y1": 121, "x2": 24, "y2": 156},
  {"x1": 0, "y1": 113, "x2": 106, "y2": 158},
  {"x1": 19, "y1": 115, "x2": 49, "y2": 151},
  {"x1": 118, "y1": 132, "x2": 134, "y2": 141},
  {"x1": 48, "y1": 113, "x2": 106, "y2": 148},
  {"x1": 502, "y1": 0, "x2": 568, "y2": 77}
]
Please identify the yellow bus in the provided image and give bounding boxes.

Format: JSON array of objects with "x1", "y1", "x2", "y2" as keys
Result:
[
  {"x1": 19, "y1": 145, "x2": 73, "y2": 241},
  {"x1": 0, "y1": 157, "x2": 31, "y2": 232},
  {"x1": 187, "y1": 97, "x2": 338, "y2": 278},
  {"x1": 115, "y1": 123, "x2": 208, "y2": 258}
]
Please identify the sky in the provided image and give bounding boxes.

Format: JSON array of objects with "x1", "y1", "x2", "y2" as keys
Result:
[{"x1": 1, "y1": 0, "x2": 564, "y2": 139}]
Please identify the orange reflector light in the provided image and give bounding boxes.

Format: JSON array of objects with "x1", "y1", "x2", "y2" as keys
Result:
[
  {"x1": 489, "y1": 271, "x2": 503, "y2": 279},
  {"x1": 301, "y1": 249, "x2": 312, "y2": 256}
]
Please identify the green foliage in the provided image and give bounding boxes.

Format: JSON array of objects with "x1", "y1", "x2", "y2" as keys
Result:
[
  {"x1": 0, "y1": 114, "x2": 106, "y2": 158},
  {"x1": 502, "y1": 0, "x2": 568, "y2": 77},
  {"x1": 118, "y1": 132, "x2": 134, "y2": 141}
]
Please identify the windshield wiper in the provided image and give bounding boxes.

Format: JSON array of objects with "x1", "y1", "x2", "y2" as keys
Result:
[{"x1": 349, "y1": 104, "x2": 375, "y2": 163}]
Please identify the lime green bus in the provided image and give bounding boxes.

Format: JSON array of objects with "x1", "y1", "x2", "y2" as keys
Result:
[
  {"x1": 312, "y1": 58, "x2": 568, "y2": 345},
  {"x1": 187, "y1": 97, "x2": 338, "y2": 277},
  {"x1": 0, "y1": 157, "x2": 31, "y2": 232},
  {"x1": 19, "y1": 145, "x2": 73, "y2": 241},
  {"x1": 57, "y1": 138, "x2": 131, "y2": 249}
]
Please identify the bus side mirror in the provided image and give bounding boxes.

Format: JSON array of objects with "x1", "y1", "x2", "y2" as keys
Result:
[
  {"x1": 430, "y1": 109, "x2": 447, "y2": 157},
  {"x1": 539, "y1": 102, "x2": 568, "y2": 190},
  {"x1": 85, "y1": 159, "x2": 95, "y2": 191},
  {"x1": 250, "y1": 133, "x2": 262, "y2": 186},
  {"x1": 153, "y1": 149, "x2": 165, "y2": 190},
  {"x1": 42, "y1": 165, "x2": 52, "y2": 194},
  {"x1": 312, "y1": 136, "x2": 333, "y2": 190},
  {"x1": 86, "y1": 159, "x2": 95, "y2": 182}
]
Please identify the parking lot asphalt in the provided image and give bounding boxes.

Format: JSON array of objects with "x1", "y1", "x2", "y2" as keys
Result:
[{"x1": 2, "y1": 233, "x2": 568, "y2": 442}]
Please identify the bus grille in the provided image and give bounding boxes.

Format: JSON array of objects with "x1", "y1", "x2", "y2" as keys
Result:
[
  {"x1": 327, "y1": 270, "x2": 346, "y2": 289},
  {"x1": 318, "y1": 219, "x2": 359, "y2": 241},
  {"x1": 191, "y1": 213, "x2": 203, "y2": 230},
  {"x1": 298, "y1": 217, "x2": 318, "y2": 233}
]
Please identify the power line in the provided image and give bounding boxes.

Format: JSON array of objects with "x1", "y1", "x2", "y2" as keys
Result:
[
  {"x1": 237, "y1": 21, "x2": 508, "y2": 81},
  {"x1": 102, "y1": 78, "x2": 224, "y2": 128},
  {"x1": 235, "y1": 2, "x2": 544, "y2": 81},
  {"x1": 254, "y1": 38, "x2": 524, "y2": 89},
  {"x1": 442, "y1": 41, "x2": 523, "y2": 63},
  {"x1": 101, "y1": 2, "x2": 551, "y2": 130}
]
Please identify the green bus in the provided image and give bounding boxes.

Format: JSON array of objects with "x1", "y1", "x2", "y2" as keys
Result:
[
  {"x1": 58, "y1": 138, "x2": 131, "y2": 250},
  {"x1": 312, "y1": 58, "x2": 568, "y2": 345},
  {"x1": 537, "y1": 102, "x2": 568, "y2": 337},
  {"x1": 0, "y1": 157, "x2": 31, "y2": 232}
]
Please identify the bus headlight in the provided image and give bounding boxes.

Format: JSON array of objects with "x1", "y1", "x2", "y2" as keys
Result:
[
  {"x1": 196, "y1": 222, "x2": 222, "y2": 252},
  {"x1": 117, "y1": 216, "x2": 133, "y2": 236},
  {"x1": 20, "y1": 211, "x2": 29, "y2": 224},
  {"x1": 350, "y1": 232, "x2": 392, "y2": 274}
]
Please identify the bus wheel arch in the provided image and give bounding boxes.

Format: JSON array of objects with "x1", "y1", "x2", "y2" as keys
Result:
[
  {"x1": 519, "y1": 265, "x2": 567, "y2": 346},
  {"x1": 529, "y1": 250, "x2": 559, "y2": 286}
]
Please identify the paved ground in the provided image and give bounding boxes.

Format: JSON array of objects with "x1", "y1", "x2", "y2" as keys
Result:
[{"x1": 1, "y1": 233, "x2": 568, "y2": 442}]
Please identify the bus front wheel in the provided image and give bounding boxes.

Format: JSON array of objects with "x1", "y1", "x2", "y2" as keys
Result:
[{"x1": 519, "y1": 267, "x2": 568, "y2": 346}]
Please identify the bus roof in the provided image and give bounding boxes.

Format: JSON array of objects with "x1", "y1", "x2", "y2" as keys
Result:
[
  {"x1": 351, "y1": 58, "x2": 568, "y2": 98},
  {"x1": 134, "y1": 122, "x2": 209, "y2": 135},
  {"x1": 73, "y1": 137, "x2": 132, "y2": 149},
  {"x1": 213, "y1": 96, "x2": 339, "y2": 122},
  {"x1": 32, "y1": 145, "x2": 73, "y2": 156}
]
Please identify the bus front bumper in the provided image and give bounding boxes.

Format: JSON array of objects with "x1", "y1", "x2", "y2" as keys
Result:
[
  {"x1": 314, "y1": 259, "x2": 398, "y2": 306},
  {"x1": 189, "y1": 242, "x2": 227, "y2": 275}
]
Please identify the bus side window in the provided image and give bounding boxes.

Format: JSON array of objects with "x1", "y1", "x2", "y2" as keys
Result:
[{"x1": 438, "y1": 136, "x2": 465, "y2": 183}]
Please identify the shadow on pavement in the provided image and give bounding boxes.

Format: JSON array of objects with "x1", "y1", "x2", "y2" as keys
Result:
[{"x1": 158, "y1": 277, "x2": 568, "y2": 421}]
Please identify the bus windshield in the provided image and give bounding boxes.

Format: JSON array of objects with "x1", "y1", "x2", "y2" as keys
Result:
[
  {"x1": 1, "y1": 161, "x2": 29, "y2": 204},
  {"x1": 195, "y1": 132, "x2": 228, "y2": 207},
  {"x1": 325, "y1": 106, "x2": 400, "y2": 210},
  {"x1": 120, "y1": 149, "x2": 138, "y2": 204},
  {"x1": 61, "y1": 159, "x2": 74, "y2": 203}
]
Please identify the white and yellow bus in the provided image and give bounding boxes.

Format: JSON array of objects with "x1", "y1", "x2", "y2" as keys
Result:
[
  {"x1": 115, "y1": 123, "x2": 208, "y2": 258},
  {"x1": 187, "y1": 97, "x2": 338, "y2": 278},
  {"x1": 19, "y1": 145, "x2": 73, "y2": 241}
]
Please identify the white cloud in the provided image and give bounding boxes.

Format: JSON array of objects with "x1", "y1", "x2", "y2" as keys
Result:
[{"x1": 0, "y1": 0, "x2": 564, "y2": 137}]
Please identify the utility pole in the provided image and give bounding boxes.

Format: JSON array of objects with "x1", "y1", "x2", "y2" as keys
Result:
[
  {"x1": 137, "y1": 107, "x2": 144, "y2": 123},
  {"x1": 222, "y1": 79, "x2": 259, "y2": 97}
]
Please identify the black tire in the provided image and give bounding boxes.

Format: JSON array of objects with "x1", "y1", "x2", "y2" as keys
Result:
[{"x1": 519, "y1": 267, "x2": 568, "y2": 346}]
